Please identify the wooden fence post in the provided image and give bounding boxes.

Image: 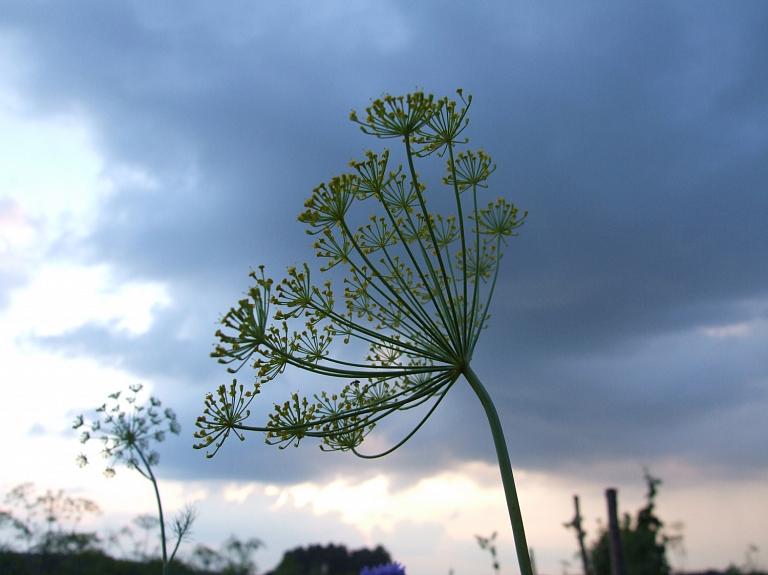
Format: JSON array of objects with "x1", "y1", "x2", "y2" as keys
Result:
[
  {"x1": 606, "y1": 488, "x2": 626, "y2": 575},
  {"x1": 575, "y1": 495, "x2": 591, "y2": 575}
]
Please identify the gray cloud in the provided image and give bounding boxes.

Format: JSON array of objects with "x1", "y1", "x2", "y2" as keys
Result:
[{"x1": 4, "y1": 1, "x2": 768, "y2": 484}]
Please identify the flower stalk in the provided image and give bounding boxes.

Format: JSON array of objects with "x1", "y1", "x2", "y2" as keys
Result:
[{"x1": 74, "y1": 384, "x2": 196, "y2": 575}]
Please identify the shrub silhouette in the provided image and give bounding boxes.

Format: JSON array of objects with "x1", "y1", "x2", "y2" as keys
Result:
[{"x1": 265, "y1": 543, "x2": 391, "y2": 575}]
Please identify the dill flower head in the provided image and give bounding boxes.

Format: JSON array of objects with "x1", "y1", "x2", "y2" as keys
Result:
[
  {"x1": 194, "y1": 90, "x2": 525, "y2": 459},
  {"x1": 73, "y1": 383, "x2": 180, "y2": 476}
]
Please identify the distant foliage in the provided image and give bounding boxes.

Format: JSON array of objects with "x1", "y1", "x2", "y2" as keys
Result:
[
  {"x1": 264, "y1": 543, "x2": 391, "y2": 575},
  {"x1": 0, "y1": 482, "x2": 101, "y2": 555},
  {"x1": 0, "y1": 483, "x2": 202, "y2": 574},
  {"x1": 476, "y1": 532, "x2": 500, "y2": 575},
  {"x1": 190, "y1": 535, "x2": 264, "y2": 575}
]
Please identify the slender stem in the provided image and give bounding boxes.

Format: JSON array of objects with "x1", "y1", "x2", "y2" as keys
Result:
[
  {"x1": 169, "y1": 529, "x2": 183, "y2": 564},
  {"x1": 235, "y1": 373, "x2": 454, "y2": 436},
  {"x1": 404, "y1": 139, "x2": 462, "y2": 347},
  {"x1": 463, "y1": 365, "x2": 533, "y2": 575},
  {"x1": 469, "y1": 237, "x2": 503, "y2": 358},
  {"x1": 338, "y1": 220, "x2": 443, "y2": 343},
  {"x1": 447, "y1": 145, "x2": 469, "y2": 348},
  {"x1": 136, "y1": 448, "x2": 168, "y2": 575},
  {"x1": 351, "y1": 381, "x2": 454, "y2": 459}
]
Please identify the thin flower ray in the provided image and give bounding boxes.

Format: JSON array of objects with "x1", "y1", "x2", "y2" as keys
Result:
[
  {"x1": 414, "y1": 89, "x2": 472, "y2": 157},
  {"x1": 351, "y1": 382, "x2": 453, "y2": 459},
  {"x1": 275, "y1": 261, "x2": 445, "y2": 359},
  {"x1": 337, "y1": 215, "x2": 456, "y2": 351},
  {"x1": 351, "y1": 92, "x2": 435, "y2": 141},
  {"x1": 402, "y1": 141, "x2": 465, "y2": 345},
  {"x1": 196, "y1": 369, "x2": 456, "y2": 455},
  {"x1": 340, "y1": 275, "x2": 447, "y2": 355}
]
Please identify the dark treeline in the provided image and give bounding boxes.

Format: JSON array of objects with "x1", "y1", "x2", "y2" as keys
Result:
[
  {"x1": 264, "y1": 543, "x2": 391, "y2": 575},
  {"x1": 0, "y1": 543, "x2": 392, "y2": 575},
  {"x1": 0, "y1": 550, "x2": 205, "y2": 575}
]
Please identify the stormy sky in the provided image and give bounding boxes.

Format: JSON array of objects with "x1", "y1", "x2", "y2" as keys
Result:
[{"x1": 1, "y1": 2, "x2": 767, "y2": 574}]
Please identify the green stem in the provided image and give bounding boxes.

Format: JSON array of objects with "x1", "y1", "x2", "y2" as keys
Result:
[
  {"x1": 463, "y1": 365, "x2": 533, "y2": 575},
  {"x1": 404, "y1": 139, "x2": 462, "y2": 348},
  {"x1": 447, "y1": 145, "x2": 469, "y2": 347},
  {"x1": 137, "y1": 448, "x2": 168, "y2": 575}
]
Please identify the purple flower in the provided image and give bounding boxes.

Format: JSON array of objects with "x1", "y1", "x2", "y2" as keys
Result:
[{"x1": 360, "y1": 562, "x2": 406, "y2": 575}]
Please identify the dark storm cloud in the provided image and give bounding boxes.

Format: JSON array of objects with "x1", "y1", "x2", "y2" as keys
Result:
[{"x1": 4, "y1": 1, "x2": 768, "y2": 483}]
